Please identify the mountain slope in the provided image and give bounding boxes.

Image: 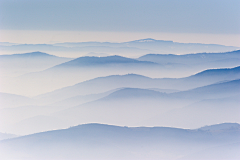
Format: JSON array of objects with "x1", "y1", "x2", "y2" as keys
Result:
[
  {"x1": 35, "y1": 66, "x2": 240, "y2": 104},
  {"x1": 0, "y1": 51, "x2": 59, "y2": 58},
  {"x1": 5, "y1": 88, "x2": 193, "y2": 135},
  {"x1": 170, "y1": 79, "x2": 240, "y2": 99},
  {"x1": 4, "y1": 51, "x2": 240, "y2": 96},
  {"x1": 0, "y1": 51, "x2": 72, "y2": 77},
  {"x1": 101, "y1": 88, "x2": 166, "y2": 100},
  {"x1": 138, "y1": 50, "x2": 240, "y2": 72},
  {"x1": 138, "y1": 80, "x2": 240, "y2": 128},
  {"x1": 138, "y1": 50, "x2": 240, "y2": 65},
  {"x1": 179, "y1": 142, "x2": 240, "y2": 160},
  {"x1": 53, "y1": 79, "x2": 240, "y2": 124},
  {"x1": 0, "y1": 92, "x2": 35, "y2": 109},
  {"x1": 0, "y1": 133, "x2": 17, "y2": 141},
  {"x1": 125, "y1": 39, "x2": 239, "y2": 55},
  {"x1": 141, "y1": 96, "x2": 240, "y2": 128},
  {"x1": 199, "y1": 123, "x2": 240, "y2": 131},
  {"x1": 3, "y1": 78, "x2": 240, "y2": 135},
  {"x1": 6, "y1": 55, "x2": 163, "y2": 96},
  {"x1": 34, "y1": 74, "x2": 155, "y2": 103},
  {"x1": 0, "y1": 123, "x2": 239, "y2": 160},
  {"x1": 2, "y1": 39, "x2": 239, "y2": 57},
  {"x1": 37, "y1": 80, "x2": 240, "y2": 133},
  {"x1": 53, "y1": 55, "x2": 156, "y2": 68}
]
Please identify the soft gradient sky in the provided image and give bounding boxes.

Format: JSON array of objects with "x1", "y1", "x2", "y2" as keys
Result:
[{"x1": 0, "y1": 0, "x2": 240, "y2": 46}]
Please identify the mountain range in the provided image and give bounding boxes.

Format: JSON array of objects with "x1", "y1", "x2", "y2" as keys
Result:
[
  {"x1": 1, "y1": 50, "x2": 239, "y2": 96},
  {"x1": 1, "y1": 65, "x2": 239, "y2": 108},
  {"x1": 2, "y1": 78, "x2": 239, "y2": 135},
  {"x1": 0, "y1": 132, "x2": 17, "y2": 141},
  {"x1": 35, "y1": 66, "x2": 240, "y2": 104},
  {"x1": 1, "y1": 39, "x2": 239, "y2": 57},
  {"x1": 0, "y1": 51, "x2": 72, "y2": 77},
  {"x1": 138, "y1": 50, "x2": 240, "y2": 64},
  {"x1": 0, "y1": 123, "x2": 239, "y2": 160},
  {"x1": 1, "y1": 40, "x2": 240, "y2": 160},
  {"x1": 53, "y1": 55, "x2": 156, "y2": 68}
]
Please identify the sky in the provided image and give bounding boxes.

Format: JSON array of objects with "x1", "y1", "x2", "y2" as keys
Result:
[{"x1": 0, "y1": 0, "x2": 240, "y2": 46}]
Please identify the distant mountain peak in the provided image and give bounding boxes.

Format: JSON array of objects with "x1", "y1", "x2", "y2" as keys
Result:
[
  {"x1": 192, "y1": 66, "x2": 240, "y2": 77},
  {"x1": 25, "y1": 51, "x2": 56, "y2": 57},
  {"x1": 72, "y1": 73, "x2": 151, "y2": 87},
  {"x1": 122, "y1": 73, "x2": 149, "y2": 78},
  {"x1": 199, "y1": 123, "x2": 240, "y2": 131},
  {"x1": 102, "y1": 88, "x2": 165, "y2": 100},
  {"x1": 72, "y1": 55, "x2": 139, "y2": 64},
  {"x1": 130, "y1": 38, "x2": 173, "y2": 43},
  {"x1": 136, "y1": 38, "x2": 156, "y2": 42},
  {"x1": 54, "y1": 55, "x2": 155, "y2": 68},
  {"x1": 1, "y1": 51, "x2": 56, "y2": 57},
  {"x1": 69, "y1": 123, "x2": 121, "y2": 130},
  {"x1": 91, "y1": 73, "x2": 151, "y2": 82}
]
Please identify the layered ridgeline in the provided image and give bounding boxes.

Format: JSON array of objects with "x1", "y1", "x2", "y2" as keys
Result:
[
  {"x1": 0, "y1": 92, "x2": 34, "y2": 109},
  {"x1": 1, "y1": 55, "x2": 160, "y2": 96},
  {"x1": 0, "y1": 133, "x2": 17, "y2": 141},
  {"x1": 1, "y1": 39, "x2": 239, "y2": 57},
  {"x1": 0, "y1": 52, "x2": 239, "y2": 135},
  {"x1": 1, "y1": 50, "x2": 239, "y2": 96},
  {"x1": 139, "y1": 50, "x2": 240, "y2": 70},
  {"x1": 0, "y1": 51, "x2": 72, "y2": 77},
  {"x1": 140, "y1": 79, "x2": 240, "y2": 127},
  {"x1": 0, "y1": 123, "x2": 239, "y2": 160},
  {"x1": 1, "y1": 79, "x2": 239, "y2": 135},
  {"x1": 35, "y1": 66, "x2": 240, "y2": 104},
  {"x1": 1, "y1": 66, "x2": 239, "y2": 109}
]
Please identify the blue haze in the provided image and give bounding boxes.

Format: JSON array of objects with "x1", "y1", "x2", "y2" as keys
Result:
[{"x1": 1, "y1": 0, "x2": 240, "y2": 159}]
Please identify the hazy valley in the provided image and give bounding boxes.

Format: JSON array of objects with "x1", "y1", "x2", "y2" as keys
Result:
[{"x1": 0, "y1": 39, "x2": 239, "y2": 160}]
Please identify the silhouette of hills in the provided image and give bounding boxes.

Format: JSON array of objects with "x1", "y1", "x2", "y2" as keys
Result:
[
  {"x1": 142, "y1": 96, "x2": 240, "y2": 129},
  {"x1": 199, "y1": 123, "x2": 240, "y2": 131},
  {"x1": 0, "y1": 123, "x2": 239, "y2": 160},
  {"x1": 0, "y1": 51, "x2": 58, "y2": 58},
  {"x1": 0, "y1": 92, "x2": 35, "y2": 109},
  {"x1": 102, "y1": 88, "x2": 167, "y2": 100},
  {"x1": 53, "y1": 55, "x2": 156, "y2": 68},
  {"x1": 0, "y1": 133, "x2": 17, "y2": 141},
  {"x1": 2, "y1": 39, "x2": 239, "y2": 57},
  {"x1": 170, "y1": 79, "x2": 240, "y2": 99},
  {"x1": 0, "y1": 52, "x2": 72, "y2": 77},
  {"x1": 8, "y1": 51, "x2": 239, "y2": 96},
  {"x1": 138, "y1": 50, "x2": 240, "y2": 64},
  {"x1": 36, "y1": 66, "x2": 240, "y2": 103}
]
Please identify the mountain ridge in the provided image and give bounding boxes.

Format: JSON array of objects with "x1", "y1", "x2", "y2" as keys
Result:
[
  {"x1": 35, "y1": 66, "x2": 240, "y2": 102},
  {"x1": 52, "y1": 55, "x2": 157, "y2": 68},
  {"x1": 1, "y1": 123, "x2": 239, "y2": 160},
  {"x1": 1, "y1": 39, "x2": 239, "y2": 58},
  {"x1": 0, "y1": 51, "x2": 63, "y2": 58}
]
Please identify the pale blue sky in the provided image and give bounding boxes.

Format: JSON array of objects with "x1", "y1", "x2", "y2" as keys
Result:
[
  {"x1": 0, "y1": 0, "x2": 240, "y2": 46},
  {"x1": 1, "y1": 0, "x2": 239, "y2": 34}
]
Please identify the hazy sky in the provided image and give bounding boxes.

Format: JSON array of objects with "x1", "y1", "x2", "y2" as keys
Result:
[{"x1": 0, "y1": 0, "x2": 240, "y2": 46}]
